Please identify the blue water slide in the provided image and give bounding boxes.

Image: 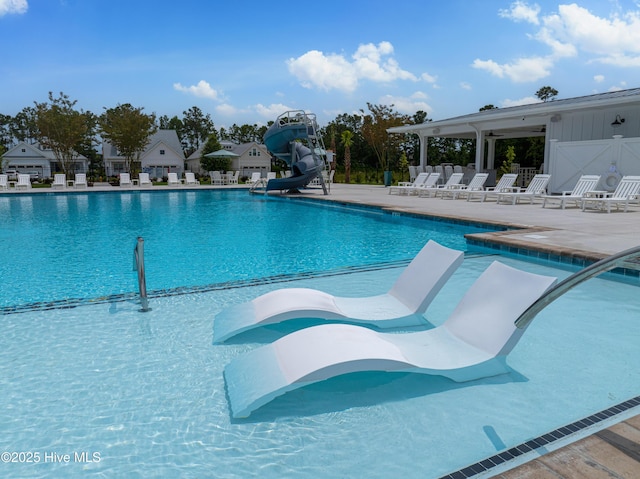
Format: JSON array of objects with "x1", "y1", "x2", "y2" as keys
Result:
[{"x1": 263, "y1": 114, "x2": 323, "y2": 192}]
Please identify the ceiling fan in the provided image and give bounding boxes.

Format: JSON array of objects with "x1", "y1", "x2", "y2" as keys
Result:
[{"x1": 486, "y1": 131, "x2": 503, "y2": 137}]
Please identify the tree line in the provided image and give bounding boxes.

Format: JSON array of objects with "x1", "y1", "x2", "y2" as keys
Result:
[{"x1": 0, "y1": 86, "x2": 557, "y2": 182}]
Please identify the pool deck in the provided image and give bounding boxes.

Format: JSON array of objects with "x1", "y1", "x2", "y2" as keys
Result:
[{"x1": 5, "y1": 182, "x2": 640, "y2": 478}]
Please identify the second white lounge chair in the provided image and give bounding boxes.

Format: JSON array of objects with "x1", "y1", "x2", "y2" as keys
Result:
[
  {"x1": 541, "y1": 175, "x2": 601, "y2": 209},
  {"x1": 496, "y1": 174, "x2": 551, "y2": 205},
  {"x1": 167, "y1": 172, "x2": 181, "y2": 186},
  {"x1": 466, "y1": 173, "x2": 517, "y2": 202},
  {"x1": 52, "y1": 174, "x2": 66, "y2": 189},
  {"x1": 213, "y1": 240, "x2": 465, "y2": 343},
  {"x1": 120, "y1": 172, "x2": 133, "y2": 187},
  {"x1": 223, "y1": 261, "x2": 557, "y2": 418},
  {"x1": 74, "y1": 173, "x2": 88, "y2": 188},
  {"x1": 138, "y1": 173, "x2": 153, "y2": 187},
  {"x1": 581, "y1": 175, "x2": 640, "y2": 213}
]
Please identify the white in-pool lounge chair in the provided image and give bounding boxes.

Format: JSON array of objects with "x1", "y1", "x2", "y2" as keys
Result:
[
  {"x1": 213, "y1": 240, "x2": 464, "y2": 343},
  {"x1": 223, "y1": 261, "x2": 557, "y2": 418},
  {"x1": 185, "y1": 172, "x2": 200, "y2": 185},
  {"x1": 0, "y1": 174, "x2": 8, "y2": 190},
  {"x1": 441, "y1": 172, "x2": 489, "y2": 200},
  {"x1": 496, "y1": 174, "x2": 551, "y2": 205},
  {"x1": 15, "y1": 174, "x2": 31, "y2": 190},
  {"x1": 138, "y1": 173, "x2": 153, "y2": 187},
  {"x1": 52, "y1": 174, "x2": 66, "y2": 189},
  {"x1": 74, "y1": 173, "x2": 87, "y2": 189},
  {"x1": 541, "y1": 175, "x2": 601, "y2": 209},
  {"x1": 167, "y1": 172, "x2": 181, "y2": 186},
  {"x1": 466, "y1": 173, "x2": 518, "y2": 202},
  {"x1": 388, "y1": 172, "x2": 429, "y2": 195},
  {"x1": 119, "y1": 173, "x2": 133, "y2": 187},
  {"x1": 418, "y1": 172, "x2": 464, "y2": 198},
  {"x1": 581, "y1": 175, "x2": 640, "y2": 213}
]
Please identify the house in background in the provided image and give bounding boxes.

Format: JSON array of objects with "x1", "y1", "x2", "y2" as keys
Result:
[
  {"x1": 389, "y1": 87, "x2": 640, "y2": 193},
  {"x1": 2, "y1": 142, "x2": 88, "y2": 179},
  {"x1": 103, "y1": 130, "x2": 185, "y2": 179},
  {"x1": 186, "y1": 140, "x2": 271, "y2": 177}
]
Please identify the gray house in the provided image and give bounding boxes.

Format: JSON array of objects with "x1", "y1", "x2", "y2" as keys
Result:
[
  {"x1": 2, "y1": 142, "x2": 88, "y2": 179},
  {"x1": 389, "y1": 88, "x2": 640, "y2": 193},
  {"x1": 186, "y1": 141, "x2": 271, "y2": 177},
  {"x1": 103, "y1": 130, "x2": 185, "y2": 179}
]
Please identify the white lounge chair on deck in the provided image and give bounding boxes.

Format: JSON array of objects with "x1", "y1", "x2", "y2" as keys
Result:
[
  {"x1": 0, "y1": 174, "x2": 7, "y2": 190},
  {"x1": 138, "y1": 173, "x2": 152, "y2": 187},
  {"x1": 209, "y1": 171, "x2": 224, "y2": 185},
  {"x1": 227, "y1": 171, "x2": 239, "y2": 184},
  {"x1": 246, "y1": 172, "x2": 262, "y2": 185},
  {"x1": 441, "y1": 173, "x2": 489, "y2": 200},
  {"x1": 542, "y1": 175, "x2": 601, "y2": 209},
  {"x1": 466, "y1": 174, "x2": 518, "y2": 202},
  {"x1": 404, "y1": 173, "x2": 440, "y2": 196},
  {"x1": 213, "y1": 240, "x2": 465, "y2": 343},
  {"x1": 52, "y1": 174, "x2": 66, "y2": 189},
  {"x1": 119, "y1": 173, "x2": 133, "y2": 187},
  {"x1": 496, "y1": 174, "x2": 551, "y2": 205},
  {"x1": 167, "y1": 172, "x2": 181, "y2": 186},
  {"x1": 74, "y1": 173, "x2": 87, "y2": 189},
  {"x1": 581, "y1": 175, "x2": 640, "y2": 213},
  {"x1": 418, "y1": 172, "x2": 464, "y2": 198},
  {"x1": 15, "y1": 174, "x2": 31, "y2": 190},
  {"x1": 388, "y1": 172, "x2": 429, "y2": 195},
  {"x1": 223, "y1": 261, "x2": 557, "y2": 418},
  {"x1": 185, "y1": 172, "x2": 200, "y2": 185}
]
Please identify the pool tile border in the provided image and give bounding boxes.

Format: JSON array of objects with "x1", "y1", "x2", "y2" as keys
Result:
[{"x1": 437, "y1": 395, "x2": 640, "y2": 479}]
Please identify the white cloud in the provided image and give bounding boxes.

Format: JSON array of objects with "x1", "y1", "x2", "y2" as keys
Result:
[
  {"x1": 460, "y1": 82, "x2": 472, "y2": 90},
  {"x1": 472, "y1": 56, "x2": 553, "y2": 82},
  {"x1": 499, "y1": 1, "x2": 541, "y2": 25},
  {"x1": 421, "y1": 72, "x2": 438, "y2": 85},
  {"x1": 378, "y1": 93, "x2": 432, "y2": 115},
  {"x1": 0, "y1": 0, "x2": 27, "y2": 16},
  {"x1": 478, "y1": 2, "x2": 640, "y2": 85},
  {"x1": 287, "y1": 41, "x2": 418, "y2": 93},
  {"x1": 593, "y1": 74, "x2": 605, "y2": 83},
  {"x1": 173, "y1": 80, "x2": 220, "y2": 100},
  {"x1": 501, "y1": 96, "x2": 541, "y2": 107},
  {"x1": 254, "y1": 103, "x2": 296, "y2": 119},
  {"x1": 215, "y1": 104, "x2": 239, "y2": 116}
]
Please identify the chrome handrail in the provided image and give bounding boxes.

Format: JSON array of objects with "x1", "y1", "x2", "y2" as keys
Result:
[
  {"x1": 133, "y1": 237, "x2": 151, "y2": 312},
  {"x1": 515, "y1": 245, "x2": 640, "y2": 329}
]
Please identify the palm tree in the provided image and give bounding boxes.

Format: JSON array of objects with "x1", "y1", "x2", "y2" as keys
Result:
[{"x1": 341, "y1": 130, "x2": 353, "y2": 183}]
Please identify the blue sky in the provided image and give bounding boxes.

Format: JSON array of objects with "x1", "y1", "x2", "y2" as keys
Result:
[{"x1": 2, "y1": 0, "x2": 640, "y2": 128}]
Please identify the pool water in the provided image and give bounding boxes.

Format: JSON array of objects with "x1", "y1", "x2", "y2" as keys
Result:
[
  {"x1": 1, "y1": 191, "x2": 639, "y2": 478},
  {"x1": 0, "y1": 190, "x2": 488, "y2": 310}
]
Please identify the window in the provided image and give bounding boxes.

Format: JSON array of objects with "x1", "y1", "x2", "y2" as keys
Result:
[
  {"x1": 21, "y1": 148, "x2": 26, "y2": 152},
  {"x1": 160, "y1": 149, "x2": 165, "y2": 155}
]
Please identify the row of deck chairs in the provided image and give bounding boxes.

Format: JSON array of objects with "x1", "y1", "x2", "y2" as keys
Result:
[{"x1": 390, "y1": 171, "x2": 640, "y2": 212}]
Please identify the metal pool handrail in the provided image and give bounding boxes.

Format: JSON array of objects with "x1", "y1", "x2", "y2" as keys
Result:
[
  {"x1": 515, "y1": 245, "x2": 640, "y2": 329},
  {"x1": 133, "y1": 237, "x2": 151, "y2": 312}
]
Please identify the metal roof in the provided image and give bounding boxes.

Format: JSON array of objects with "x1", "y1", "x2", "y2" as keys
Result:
[{"x1": 389, "y1": 87, "x2": 640, "y2": 139}]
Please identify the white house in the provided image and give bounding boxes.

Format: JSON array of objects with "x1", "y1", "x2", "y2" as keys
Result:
[
  {"x1": 186, "y1": 141, "x2": 271, "y2": 177},
  {"x1": 388, "y1": 88, "x2": 640, "y2": 193},
  {"x1": 2, "y1": 142, "x2": 88, "y2": 179},
  {"x1": 103, "y1": 129, "x2": 185, "y2": 179}
]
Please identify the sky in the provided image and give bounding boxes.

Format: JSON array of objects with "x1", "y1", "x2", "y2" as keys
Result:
[{"x1": 1, "y1": 0, "x2": 640, "y2": 129}]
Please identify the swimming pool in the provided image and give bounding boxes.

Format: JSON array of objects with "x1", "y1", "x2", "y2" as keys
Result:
[
  {"x1": 0, "y1": 190, "x2": 490, "y2": 310},
  {"x1": 1, "y1": 190, "x2": 639, "y2": 478}
]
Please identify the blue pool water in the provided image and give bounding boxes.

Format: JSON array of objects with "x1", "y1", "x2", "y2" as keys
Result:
[
  {"x1": 0, "y1": 190, "x2": 488, "y2": 309},
  {"x1": 1, "y1": 190, "x2": 639, "y2": 479}
]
